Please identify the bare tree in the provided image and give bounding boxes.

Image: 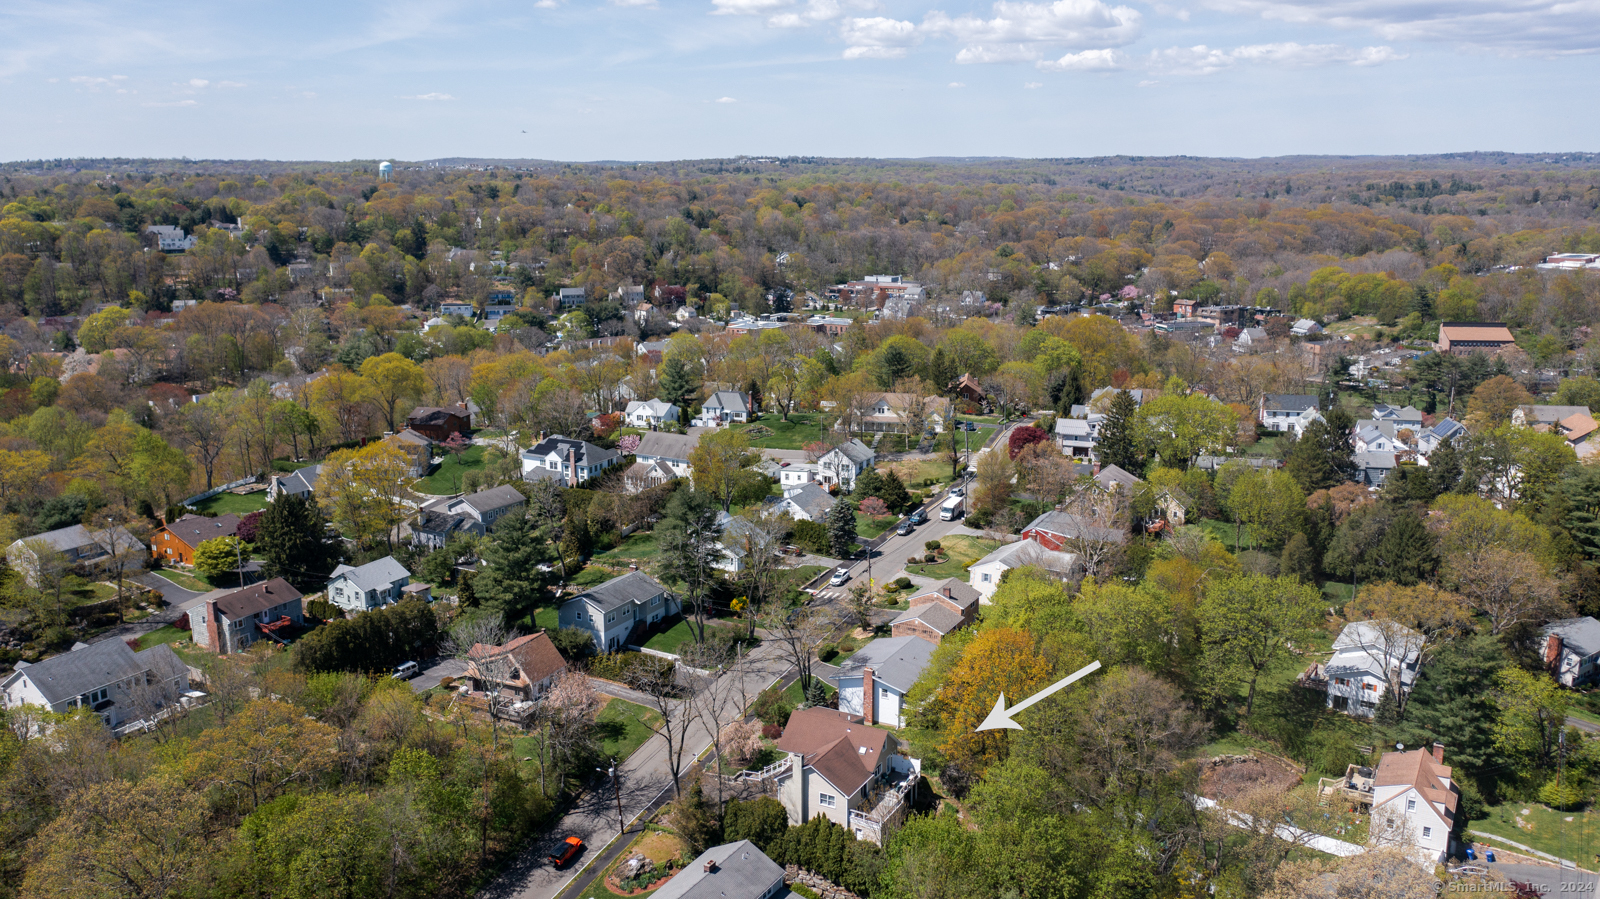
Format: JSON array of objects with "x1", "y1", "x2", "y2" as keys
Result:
[
  {"x1": 122, "y1": 664, "x2": 189, "y2": 743},
  {"x1": 633, "y1": 659, "x2": 705, "y2": 799},
  {"x1": 731, "y1": 510, "x2": 789, "y2": 638},
  {"x1": 527, "y1": 670, "x2": 600, "y2": 796},
  {"x1": 1057, "y1": 477, "x2": 1130, "y2": 578},
  {"x1": 761, "y1": 593, "x2": 838, "y2": 698},
  {"x1": 1444, "y1": 546, "x2": 1568, "y2": 635},
  {"x1": 445, "y1": 617, "x2": 521, "y2": 747}
]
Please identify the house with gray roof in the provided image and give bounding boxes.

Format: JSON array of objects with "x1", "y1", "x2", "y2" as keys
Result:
[
  {"x1": 1355, "y1": 451, "x2": 1397, "y2": 487},
  {"x1": 267, "y1": 463, "x2": 322, "y2": 502},
  {"x1": 830, "y1": 634, "x2": 937, "y2": 728},
  {"x1": 699, "y1": 390, "x2": 754, "y2": 425},
  {"x1": 817, "y1": 439, "x2": 875, "y2": 491},
  {"x1": 651, "y1": 841, "x2": 786, "y2": 899},
  {"x1": 1372, "y1": 404, "x2": 1425, "y2": 430},
  {"x1": 6, "y1": 523, "x2": 143, "y2": 587},
  {"x1": 521, "y1": 435, "x2": 620, "y2": 486},
  {"x1": 1055, "y1": 417, "x2": 1097, "y2": 458},
  {"x1": 1, "y1": 639, "x2": 188, "y2": 731},
  {"x1": 623, "y1": 398, "x2": 680, "y2": 429},
  {"x1": 326, "y1": 555, "x2": 413, "y2": 613},
  {"x1": 558, "y1": 571, "x2": 678, "y2": 652},
  {"x1": 450, "y1": 485, "x2": 526, "y2": 527},
  {"x1": 634, "y1": 431, "x2": 699, "y2": 479},
  {"x1": 183, "y1": 577, "x2": 305, "y2": 655},
  {"x1": 1417, "y1": 418, "x2": 1466, "y2": 456},
  {"x1": 890, "y1": 580, "x2": 979, "y2": 645},
  {"x1": 1543, "y1": 617, "x2": 1600, "y2": 687},
  {"x1": 968, "y1": 539, "x2": 1078, "y2": 600},
  {"x1": 1021, "y1": 510, "x2": 1127, "y2": 553},
  {"x1": 1259, "y1": 394, "x2": 1323, "y2": 436},
  {"x1": 1314, "y1": 620, "x2": 1423, "y2": 718},
  {"x1": 777, "y1": 482, "x2": 836, "y2": 523}
]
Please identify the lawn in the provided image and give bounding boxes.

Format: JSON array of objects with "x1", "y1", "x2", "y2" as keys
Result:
[
  {"x1": 855, "y1": 513, "x2": 899, "y2": 539},
  {"x1": 571, "y1": 564, "x2": 623, "y2": 590},
  {"x1": 1198, "y1": 518, "x2": 1257, "y2": 554},
  {"x1": 1473, "y1": 800, "x2": 1600, "y2": 864},
  {"x1": 413, "y1": 445, "x2": 486, "y2": 495},
  {"x1": 783, "y1": 676, "x2": 838, "y2": 707},
  {"x1": 887, "y1": 457, "x2": 959, "y2": 490},
  {"x1": 135, "y1": 623, "x2": 192, "y2": 650},
  {"x1": 190, "y1": 491, "x2": 270, "y2": 515},
  {"x1": 593, "y1": 532, "x2": 659, "y2": 565},
  {"x1": 903, "y1": 535, "x2": 1000, "y2": 580},
  {"x1": 640, "y1": 616, "x2": 698, "y2": 655},
  {"x1": 533, "y1": 606, "x2": 559, "y2": 632},
  {"x1": 731, "y1": 413, "x2": 824, "y2": 449},
  {"x1": 594, "y1": 697, "x2": 663, "y2": 761},
  {"x1": 152, "y1": 568, "x2": 218, "y2": 592}
]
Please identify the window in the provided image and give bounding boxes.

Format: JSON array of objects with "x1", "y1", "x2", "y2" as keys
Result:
[
  {"x1": 1422, "y1": 827, "x2": 1432, "y2": 838},
  {"x1": 1406, "y1": 799, "x2": 1416, "y2": 812},
  {"x1": 981, "y1": 573, "x2": 991, "y2": 583},
  {"x1": 819, "y1": 793, "x2": 836, "y2": 808}
]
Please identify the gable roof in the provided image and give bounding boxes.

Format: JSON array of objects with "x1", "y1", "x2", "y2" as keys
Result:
[
  {"x1": 783, "y1": 483, "x2": 836, "y2": 520},
  {"x1": 1427, "y1": 419, "x2": 1465, "y2": 440},
  {"x1": 1355, "y1": 451, "x2": 1397, "y2": 470},
  {"x1": 824, "y1": 438, "x2": 874, "y2": 465},
  {"x1": 1023, "y1": 510, "x2": 1127, "y2": 544},
  {"x1": 407, "y1": 406, "x2": 468, "y2": 427},
  {"x1": 568, "y1": 570, "x2": 668, "y2": 614},
  {"x1": 164, "y1": 514, "x2": 243, "y2": 549},
  {"x1": 892, "y1": 602, "x2": 964, "y2": 635},
  {"x1": 4, "y1": 640, "x2": 185, "y2": 706},
  {"x1": 1373, "y1": 748, "x2": 1457, "y2": 817},
  {"x1": 186, "y1": 577, "x2": 303, "y2": 620},
  {"x1": 1262, "y1": 394, "x2": 1320, "y2": 412},
  {"x1": 651, "y1": 841, "x2": 783, "y2": 899},
  {"x1": 469, "y1": 631, "x2": 567, "y2": 687},
  {"x1": 905, "y1": 578, "x2": 980, "y2": 611},
  {"x1": 1055, "y1": 418, "x2": 1093, "y2": 438},
  {"x1": 1094, "y1": 464, "x2": 1142, "y2": 492},
  {"x1": 458, "y1": 484, "x2": 526, "y2": 514},
  {"x1": 625, "y1": 399, "x2": 677, "y2": 417},
  {"x1": 1373, "y1": 403, "x2": 1424, "y2": 422},
  {"x1": 832, "y1": 635, "x2": 937, "y2": 693},
  {"x1": 635, "y1": 431, "x2": 700, "y2": 463},
  {"x1": 1544, "y1": 617, "x2": 1600, "y2": 658},
  {"x1": 329, "y1": 555, "x2": 410, "y2": 592},
  {"x1": 1439, "y1": 322, "x2": 1513, "y2": 343},
  {"x1": 274, "y1": 464, "x2": 321, "y2": 494},
  {"x1": 1326, "y1": 621, "x2": 1421, "y2": 688},
  {"x1": 776, "y1": 707, "x2": 893, "y2": 795},
  {"x1": 1561, "y1": 412, "x2": 1599, "y2": 442},
  {"x1": 704, "y1": 391, "x2": 751, "y2": 413},
  {"x1": 970, "y1": 539, "x2": 1078, "y2": 572},
  {"x1": 524, "y1": 435, "x2": 620, "y2": 468}
]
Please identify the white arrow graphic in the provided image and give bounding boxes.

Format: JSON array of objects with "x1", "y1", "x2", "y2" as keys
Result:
[{"x1": 975, "y1": 660, "x2": 1103, "y2": 731}]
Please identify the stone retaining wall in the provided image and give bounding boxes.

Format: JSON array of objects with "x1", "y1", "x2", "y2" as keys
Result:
[{"x1": 784, "y1": 866, "x2": 863, "y2": 899}]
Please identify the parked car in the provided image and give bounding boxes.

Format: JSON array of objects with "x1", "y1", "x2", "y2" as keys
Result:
[
  {"x1": 548, "y1": 836, "x2": 584, "y2": 867},
  {"x1": 829, "y1": 568, "x2": 850, "y2": 587},
  {"x1": 908, "y1": 510, "x2": 927, "y2": 525},
  {"x1": 897, "y1": 521, "x2": 913, "y2": 536},
  {"x1": 392, "y1": 661, "x2": 419, "y2": 680}
]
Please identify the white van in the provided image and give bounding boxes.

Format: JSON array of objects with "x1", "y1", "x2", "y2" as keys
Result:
[{"x1": 392, "y1": 661, "x2": 419, "y2": 680}]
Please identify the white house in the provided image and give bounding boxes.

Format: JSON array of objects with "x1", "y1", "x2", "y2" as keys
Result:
[
  {"x1": 778, "y1": 462, "x2": 820, "y2": 489},
  {"x1": 1354, "y1": 422, "x2": 1404, "y2": 454},
  {"x1": 1416, "y1": 418, "x2": 1466, "y2": 456},
  {"x1": 1543, "y1": 617, "x2": 1600, "y2": 688},
  {"x1": 5, "y1": 523, "x2": 144, "y2": 588},
  {"x1": 777, "y1": 482, "x2": 836, "y2": 523},
  {"x1": 1235, "y1": 327, "x2": 1269, "y2": 348},
  {"x1": 1372, "y1": 404, "x2": 1426, "y2": 431},
  {"x1": 634, "y1": 432, "x2": 698, "y2": 479},
  {"x1": 146, "y1": 225, "x2": 197, "y2": 251},
  {"x1": 1312, "y1": 620, "x2": 1422, "y2": 718},
  {"x1": 558, "y1": 571, "x2": 677, "y2": 652},
  {"x1": 267, "y1": 463, "x2": 322, "y2": 502},
  {"x1": 772, "y1": 706, "x2": 921, "y2": 845},
  {"x1": 1290, "y1": 318, "x2": 1323, "y2": 337},
  {"x1": 1258, "y1": 394, "x2": 1323, "y2": 436},
  {"x1": 1368, "y1": 745, "x2": 1459, "y2": 866},
  {"x1": 830, "y1": 635, "x2": 936, "y2": 728},
  {"x1": 1055, "y1": 417, "x2": 1098, "y2": 458},
  {"x1": 464, "y1": 631, "x2": 567, "y2": 702},
  {"x1": 967, "y1": 540, "x2": 1079, "y2": 601},
  {"x1": 624, "y1": 399, "x2": 680, "y2": 429},
  {"x1": 325, "y1": 555, "x2": 412, "y2": 613},
  {"x1": 817, "y1": 439, "x2": 875, "y2": 491},
  {"x1": 521, "y1": 435, "x2": 621, "y2": 485},
  {"x1": 1, "y1": 639, "x2": 188, "y2": 731},
  {"x1": 700, "y1": 391, "x2": 754, "y2": 424}
]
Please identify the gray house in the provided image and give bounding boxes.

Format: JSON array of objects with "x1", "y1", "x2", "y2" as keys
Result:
[
  {"x1": 267, "y1": 464, "x2": 322, "y2": 502},
  {"x1": 0, "y1": 639, "x2": 188, "y2": 730},
  {"x1": 184, "y1": 578, "x2": 305, "y2": 655},
  {"x1": 700, "y1": 391, "x2": 754, "y2": 424},
  {"x1": 777, "y1": 482, "x2": 836, "y2": 522},
  {"x1": 817, "y1": 439, "x2": 875, "y2": 491},
  {"x1": 559, "y1": 571, "x2": 678, "y2": 652},
  {"x1": 651, "y1": 841, "x2": 786, "y2": 899},
  {"x1": 326, "y1": 556, "x2": 412, "y2": 613},
  {"x1": 5, "y1": 523, "x2": 144, "y2": 587},
  {"x1": 831, "y1": 635, "x2": 937, "y2": 728},
  {"x1": 1544, "y1": 617, "x2": 1600, "y2": 687}
]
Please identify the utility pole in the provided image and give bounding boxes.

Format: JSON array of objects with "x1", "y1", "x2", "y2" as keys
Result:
[{"x1": 597, "y1": 761, "x2": 625, "y2": 834}]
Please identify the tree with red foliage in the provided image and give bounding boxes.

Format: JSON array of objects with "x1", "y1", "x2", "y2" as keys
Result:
[
  {"x1": 591, "y1": 412, "x2": 622, "y2": 440},
  {"x1": 235, "y1": 511, "x2": 263, "y2": 543},
  {"x1": 442, "y1": 431, "x2": 471, "y2": 464},
  {"x1": 859, "y1": 497, "x2": 889, "y2": 517},
  {"x1": 1008, "y1": 425, "x2": 1051, "y2": 460}
]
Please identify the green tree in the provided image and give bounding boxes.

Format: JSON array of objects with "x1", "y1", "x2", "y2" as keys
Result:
[
  {"x1": 1225, "y1": 468, "x2": 1305, "y2": 551},
  {"x1": 359, "y1": 352, "x2": 426, "y2": 433},
  {"x1": 473, "y1": 508, "x2": 549, "y2": 622},
  {"x1": 75, "y1": 305, "x2": 130, "y2": 354},
  {"x1": 1284, "y1": 406, "x2": 1356, "y2": 492},
  {"x1": 1556, "y1": 375, "x2": 1600, "y2": 413},
  {"x1": 1429, "y1": 435, "x2": 1465, "y2": 495},
  {"x1": 1279, "y1": 533, "x2": 1316, "y2": 584},
  {"x1": 876, "y1": 469, "x2": 912, "y2": 513},
  {"x1": 194, "y1": 536, "x2": 246, "y2": 582},
  {"x1": 851, "y1": 466, "x2": 884, "y2": 501},
  {"x1": 1391, "y1": 633, "x2": 1507, "y2": 776},
  {"x1": 1097, "y1": 389, "x2": 1142, "y2": 475},
  {"x1": 826, "y1": 496, "x2": 857, "y2": 560},
  {"x1": 721, "y1": 797, "x2": 788, "y2": 853},
  {"x1": 255, "y1": 494, "x2": 343, "y2": 592},
  {"x1": 690, "y1": 429, "x2": 755, "y2": 512},
  {"x1": 1493, "y1": 667, "x2": 1569, "y2": 779},
  {"x1": 656, "y1": 489, "x2": 725, "y2": 644},
  {"x1": 670, "y1": 780, "x2": 721, "y2": 857},
  {"x1": 1199, "y1": 574, "x2": 1323, "y2": 716},
  {"x1": 658, "y1": 355, "x2": 700, "y2": 410},
  {"x1": 1133, "y1": 388, "x2": 1236, "y2": 469},
  {"x1": 876, "y1": 343, "x2": 916, "y2": 389},
  {"x1": 929, "y1": 346, "x2": 956, "y2": 392},
  {"x1": 1324, "y1": 503, "x2": 1437, "y2": 587}
]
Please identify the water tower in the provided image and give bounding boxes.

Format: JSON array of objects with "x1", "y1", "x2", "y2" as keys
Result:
[{"x1": 378, "y1": 161, "x2": 393, "y2": 182}]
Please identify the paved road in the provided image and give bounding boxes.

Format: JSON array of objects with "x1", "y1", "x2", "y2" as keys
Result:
[
  {"x1": 133, "y1": 571, "x2": 204, "y2": 606},
  {"x1": 481, "y1": 640, "x2": 794, "y2": 899},
  {"x1": 1486, "y1": 862, "x2": 1599, "y2": 894},
  {"x1": 1568, "y1": 716, "x2": 1600, "y2": 735}
]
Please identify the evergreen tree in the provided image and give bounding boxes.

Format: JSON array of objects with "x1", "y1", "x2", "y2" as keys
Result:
[
  {"x1": 1285, "y1": 407, "x2": 1356, "y2": 492},
  {"x1": 876, "y1": 344, "x2": 915, "y2": 389},
  {"x1": 1097, "y1": 390, "x2": 1142, "y2": 474},
  {"x1": 746, "y1": 377, "x2": 763, "y2": 417},
  {"x1": 1279, "y1": 533, "x2": 1316, "y2": 584},
  {"x1": 1373, "y1": 682, "x2": 1401, "y2": 726},
  {"x1": 658, "y1": 355, "x2": 700, "y2": 410},
  {"x1": 254, "y1": 494, "x2": 342, "y2": 592},
  {"x1": 671, "y1": 780, "x2": 721, "y2": 857},
  {"x1": 1372, "y1": 508, "x2": 1438, "y2": 586},
  {"x1": 1429, "y1": 435, "x2": 1464, "y2": 495},
  {"x1": 851, "y1": 466, "x2": 884, "y2": 500},
  {"x1": 473, "y1": 507, "x2": 549, "y2": 621},
  {"x1": 1390, "y1": 633, "x2": 1508, "y2": 777},
  {"x1": 721, "y1": 797, "x2": 788, "y2": 853},
  {"x1": 876, "y1": 470, "x2": 912, "y2": 513},
  {"x1": 827, "y1": 497, "x2": 858, "y2": 560},
  {"x1": 929, "y1": 347, "x2": 956, "y2": 393}
]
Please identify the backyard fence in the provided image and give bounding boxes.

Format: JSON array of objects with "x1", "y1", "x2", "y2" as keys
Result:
[{"x1": 180, "y1": 475, "x2": 259, "y2": 509}]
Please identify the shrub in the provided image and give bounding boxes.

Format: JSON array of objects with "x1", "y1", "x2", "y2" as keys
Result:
[
  {"x1": 924, "y1": 540, "x2": 941, "y2": 551},
  {"x1": 1539, "y1": 777, "x2": 1587, "y2": 810},
  {"x1": 791, "y1": 519, "x2": 831, "y2": 555},
  {"x1": 761, "y1": 722, "x2": 784, "y2": 740},
  {"x1": 924, "y1": 553, "x2": 936, "y2": 563},
  {"x1": 306, "y1": 599, "x2": 344, "y2": 622},
  {"x1": 549, "y1": 627, "x2": 596, "y2": 661},
  {"x1": 438, "y1": 676, "x2": 456, "y2": 689},
  {"x1": 859, "y1": 497, "x2": 889, "y2": 517},
  {"x1": 791, "y1": 886, "x2": 821, "y2": 899},
  {"x1": 838, "y1": 641, "x2": 855, "y2": 654},
  {"x1": 906, "y1": 556, "x2": 919, "y2": 566},
  {"x1": 817, "y1": 643, "x2": 838, "y2": 662},
  {"x1": 893, "y1": 576, "x2": 913, "y2": 589},
  {"x1": 752, "y1": 686, "x2": 794, "y2": 727}
]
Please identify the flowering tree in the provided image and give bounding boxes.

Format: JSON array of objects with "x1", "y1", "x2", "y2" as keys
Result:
[
  {"x1": 619, "y1": 434, "x2": 641, "y2": 455},
  {"x1": 235, "y1": 511, "x2": 263, "y2": 543},
  {"x1": 592, "y1": 412, "x2": 622, "y2": 440},
  {"x1": 859, "y1": 497, "x2": 889, "y2": 517},
  {"x1": 442, "y1": 431, "x2": 471, "y2": 464},
  {"x1": 1007, "y1": 425, "x2": 1051, "y2": 460},
  {"x1": 802, "y1": 440, "x2": 830, "y2": 463}
]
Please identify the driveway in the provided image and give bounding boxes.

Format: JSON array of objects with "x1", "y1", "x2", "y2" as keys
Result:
[
  {"x1": 86, "y1": 573, "x2": 201, "y2": 646},
  {"x1": 133, "y1": 571, "x2": 204, "y2": 606},
  {"x1": 411, "y1": 657, "x2": 468, "y2": 692},
  {"x1": 1485, "y1": 862, "x2": 1598, "y2": 894}
]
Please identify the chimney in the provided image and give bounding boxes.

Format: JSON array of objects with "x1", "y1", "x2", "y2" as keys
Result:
[
  {"x1": 567, "y1": 445, "x2": 577, "y2": 487},
  {"x1": 1092, "y1": 461, "x2": 1101, "y2": 476},
  {"x1": 1432, "y1": 742, "x2": 1445, "y2": 765},
  {"x1": 943, "y1": 585, "x2": 951, "y2": 598},
  {"x1": 1545, "y1": 633, "x2": 1563, "y2": 670},
  {"x1": 862, "y1": 667, "x2": 876, "y2": 724},
  {"x1": 703, "y1": 859, "x2": 717, "y2": 873},
  {"x1": 204, "y1": 598, "x2": 223, "y2": 653}
]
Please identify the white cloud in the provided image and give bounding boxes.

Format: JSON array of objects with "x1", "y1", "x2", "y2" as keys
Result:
[
  {"x1": 716, "y1": 96, "x2": 738, "y2": 102},
  {"x1": 189, "y1": 78, "x2": 209, "y2": 87},
  {"x1": 841, "y1": 16, "x2": 919, "y2": 58},
  {"x1": 1024, "y1": 80, "x2": 1043, "y2": 86},
  {"x1": 534, "y1": 0, "x2": 560, "y2": 6},
  {"x1": 924, "y1": 0, "x2": 1142, "y2": 64},
  {"x1": 400, "y1": 92, "x2": 455, "y2": 100},
  {"x1": 949, "y1": 80, "x2": 966, "y2": 86},
  {"x1": 1198, "y1": 0, "x2": 1600, "y2": 55},
  {"x1": 1036, "y1": 47, "x2": 1124, "y2": 69},
  {"x1": 69, "y1": 75, "x2": 123, "y2": 90},
  {"x1": 711, "y1": 0, "x2": 791, "y2": 13},
  {"x1": 612, "y1": 0, "x2": 658, "y2": 7},
  {"x1": 1146, "y1": 41, "x2": 1405, "y2": 74},
  {"x1": 142, "y1": 99, "x2": 197, "y2": 107},
  {"x1": 217, "y1": 80, "x2": 246, "y2": 88},
  {"x1": 1137, "y1": 78, "x2": 1159, "y2": 86}
]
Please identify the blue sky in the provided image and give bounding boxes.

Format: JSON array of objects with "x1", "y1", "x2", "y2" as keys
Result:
[{"x1": 2, "y1": 0, "x2": 1598, "y2": 161}]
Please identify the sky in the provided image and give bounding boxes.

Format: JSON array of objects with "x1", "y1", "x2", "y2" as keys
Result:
[{"x1": 2, "y1": 0, "x2": 1599, "y2": 162}]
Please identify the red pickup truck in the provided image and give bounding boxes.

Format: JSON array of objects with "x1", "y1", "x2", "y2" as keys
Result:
[{"x1": 548, "y1": 836, "x2": 583, "y2": 868}]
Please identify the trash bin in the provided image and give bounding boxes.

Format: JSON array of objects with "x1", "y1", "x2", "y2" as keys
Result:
[
  {"x1": 1486, "y1": 850, "x2": 1496, "y2": 864},
  {"x1": 1466, "y1": 847, "x2": 1477, "y2": 861}
]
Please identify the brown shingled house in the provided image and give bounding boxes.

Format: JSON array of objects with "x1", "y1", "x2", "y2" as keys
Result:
[
  {"x1": 890, "y1": 579, "x2": 979, "y2": 644},
  {"x1": 151, "y1": 514, "x2": 242, "y2": 567},
  {"x1": 465, "y1": 631, "x2": 568, "y2": 701}
]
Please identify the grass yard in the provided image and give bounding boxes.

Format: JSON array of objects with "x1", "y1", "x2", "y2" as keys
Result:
[
  {"x1": 903, "y1": 535, "x2": 1000, "y2": 580},
  {"x1": 593, "y1": 532, "x2": 659, "y2": 565},
  {"x1": 1322, "y1": 582, "x2": 1356, "y2": 608},
  {"x1": 1198, "y1": 518, "x2": 1257, "y2": 554},
  {"x1": 855, "y1": 513, "x2": 898, "y2": 538},
  {"x1": 731, "y1": 413, "x2": 823, "y2": 449},
  {"x1": 594, "y1": 697, "x2": 663, "y2": 761},
  {"x1": 152, "y1": 568, "x2": 217, "y2": 592},
  {"x1": 1474, "y1": 800, "x2": 1600, "y2": 864},
  {"x1": 570, "y1": 564, "x2": 625, "y2": 589},
  {"x1": 783, "y1": 676, "x2": 838, "y2": 707},
  {"x1": 413, "y1": 445, "x2": 486, "y2": 495},
  {"x1": 640, "y1": 616, "x2": 699, "y2": 655},
  {"x1": 533, "y1": 606, "x2": 559, "y2": 632},
  {"x1": 191, "y1": 491, "x2": 270, "y2": 515},
  {"x1": 134, "y1": 623, "x2": 191, "y2": 650},
  {"x1": 887, "y1": 457, "x2": 959, "y2": 490}
]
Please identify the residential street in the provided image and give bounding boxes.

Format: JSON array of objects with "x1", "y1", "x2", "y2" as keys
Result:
[{"x1": 481, "y1": 639, "x2": 795, "y2": 899}]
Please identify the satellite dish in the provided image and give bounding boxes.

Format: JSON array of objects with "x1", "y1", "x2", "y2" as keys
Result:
[{"x1": 1396, "y1": 743, "x2": 1404, "y2": 751}]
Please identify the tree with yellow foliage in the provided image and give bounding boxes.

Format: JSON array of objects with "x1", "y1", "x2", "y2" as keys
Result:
[
  {"x1": 318, "y1": 442, "x2": 414, "y2": 552},
  {"x1": 936, "y1": 627, "x2": 1053, "y2": 770},
  {"x1": 360, "y1": 352, "x2": 426, "y2": 433}
]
